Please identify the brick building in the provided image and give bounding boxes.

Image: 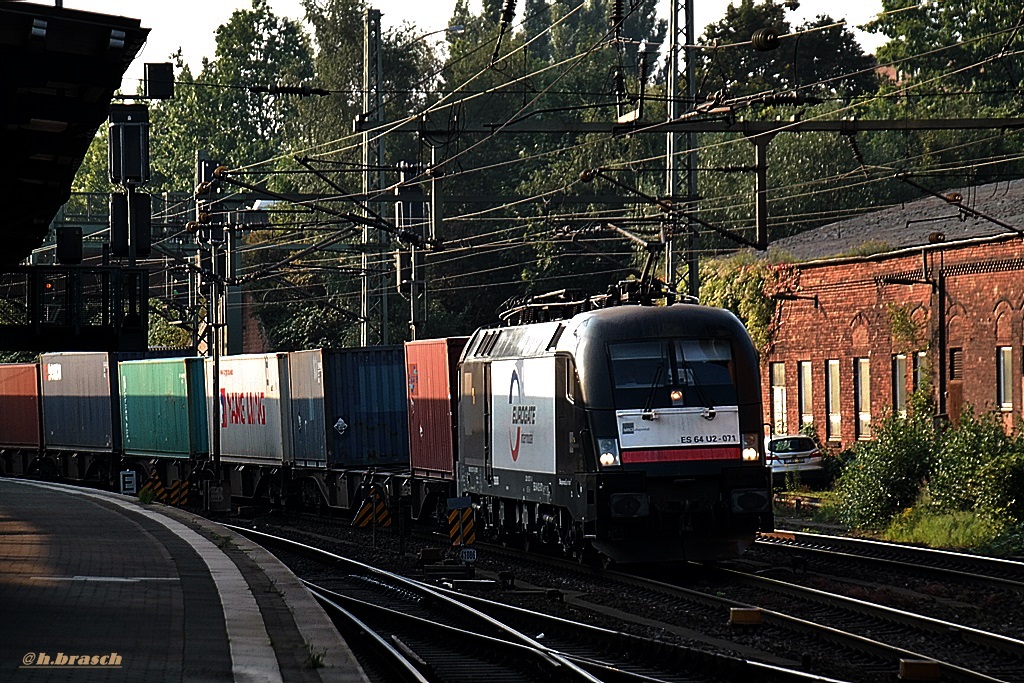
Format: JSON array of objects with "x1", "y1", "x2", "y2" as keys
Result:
[{"x1": 761, "y1": 179, "x2": 1024, "y2": 448}]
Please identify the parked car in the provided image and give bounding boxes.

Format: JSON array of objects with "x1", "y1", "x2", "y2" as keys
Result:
[{"x1": 766, "y1": 434, "x2": 825, "y2": 484}]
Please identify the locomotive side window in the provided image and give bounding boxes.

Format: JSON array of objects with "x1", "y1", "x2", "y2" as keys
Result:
[{"x1": 609, "y1": 339, "x2": 737, "y2": 409}]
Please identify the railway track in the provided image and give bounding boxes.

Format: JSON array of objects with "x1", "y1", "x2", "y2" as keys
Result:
[
  {"x1": 713, "y1": 565, "x2": 1024, "y2": 682},
  {"x1": 228, "y1": 523, "x2": 839, "y2": 682},
  {"x1": 756, "y1": 530, "x2": 1024, "y2": 591},
  {"x1": 465, "y1": 539, "x2": 1024, "y2": 682},
  {"x1": 243, "y1": 512, "x2": 1024, "y2": 681}
]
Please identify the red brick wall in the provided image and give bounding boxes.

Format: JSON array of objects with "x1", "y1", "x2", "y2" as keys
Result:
[
  {"x1": 762, "y1": 234, "x2": 1024, "y2": 448},
  {"x1": 241, "y1": 292, "x2": 271, "y2": 353}
]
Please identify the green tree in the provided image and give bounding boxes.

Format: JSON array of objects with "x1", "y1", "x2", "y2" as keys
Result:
[
  {"x1": 868, "y1": 0, "x2": 1024, "y2": 114},
  {"x1": 142, "y1": 0, "x2": 314, "y2": 194},
  {"x1": 696, "y1": 0, "x2": 876, "y2": 100},
  {"x1": 148, "y1": 299, "x2": 193, "y2": 348},
  {"x1": 697, "y1": 251, "x2": 779, "y2": 351},
  {"x1": 423, "y1": 0, "x2": 669, "y2": 332},
  {"x1": 240, "y1": 0, "x2": 444, "y2": 349}
]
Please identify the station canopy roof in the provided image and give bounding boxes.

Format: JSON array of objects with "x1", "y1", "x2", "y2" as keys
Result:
[{"x1": 0, "y1": 2, "x2": 148, "y2": 264}]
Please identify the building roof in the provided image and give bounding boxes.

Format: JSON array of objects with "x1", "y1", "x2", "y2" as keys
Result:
[
  {"x1": 0, "y1": 2, "x2": 148, "y2": 264},
  {"x1": 768, "y1": 178, "x2": 1024, "y2": 262}
]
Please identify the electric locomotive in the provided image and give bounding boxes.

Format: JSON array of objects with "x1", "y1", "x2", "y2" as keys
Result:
[{"x1": 457, "y1": 299, "x2": 773, "y2": 564}]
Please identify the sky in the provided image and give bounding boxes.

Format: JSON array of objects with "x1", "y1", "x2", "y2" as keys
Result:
[{"x1": 53, "y1": 0, "x2": 886, "y2": 91}]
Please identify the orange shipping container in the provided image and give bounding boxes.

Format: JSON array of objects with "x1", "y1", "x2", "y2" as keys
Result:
[
  {"x1": 405, "y1": 338, "x2": 467, "y2": 479},
  {"x1": 0, "y1": 363, "x2": 42, "y2": 449}
]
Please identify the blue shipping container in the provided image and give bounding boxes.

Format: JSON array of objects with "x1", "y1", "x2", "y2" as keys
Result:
[{"x1": 288, "y1": 347, "x2": 408, "y2": 469}]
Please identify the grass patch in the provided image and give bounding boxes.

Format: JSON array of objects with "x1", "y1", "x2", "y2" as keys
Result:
[
  {"x1": 304, "y1": 643, "x2": 325, "y2": 669},
  {"x1": 138, "y1": 488, "x2": 155, "y2": 505},
  {"x1": 884, "y1": 507, "x2": 1006, "y2": 551}
]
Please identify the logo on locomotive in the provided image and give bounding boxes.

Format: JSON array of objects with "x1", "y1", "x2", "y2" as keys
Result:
[
  {"x1": 507, "y1": 367, "x2": 540, "y2": 462},
  {"x1": 492, "y1": 357, "x2": 556, "y2": 473}
]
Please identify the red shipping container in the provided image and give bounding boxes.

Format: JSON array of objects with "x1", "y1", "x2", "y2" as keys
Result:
[
  {"x1": 0, "y1": 363, "x2": 42, "y2": 449},
  {"x1": 405, "y1": 338, "x2": 467, "y2": 478}
]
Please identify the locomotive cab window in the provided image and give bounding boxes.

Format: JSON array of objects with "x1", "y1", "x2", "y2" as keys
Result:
[{"x1": 608, "y1": 339, "x2": 736, "y2": 409}]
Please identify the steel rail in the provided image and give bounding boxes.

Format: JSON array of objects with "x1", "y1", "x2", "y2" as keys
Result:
[
  {"x1": 306, "y1": 585, "x2": 430, "y2": 683},
  {"x1": 757, "y1": 530, "x2": 1024, "y2": 590},
  {"x1": 223, "y1": 523, "x2": 601, "y2": 683},
  {"x1": 425, "y1": 580, "x2": 848, "y2": 683}
]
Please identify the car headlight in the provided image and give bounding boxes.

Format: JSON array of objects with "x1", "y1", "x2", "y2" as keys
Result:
[
  {"x1": 597, "y1": 438, "x2": 621, "y2": 467},
  {"x1": 741, "y1": 432, "x2": 760, "y2": 462}
]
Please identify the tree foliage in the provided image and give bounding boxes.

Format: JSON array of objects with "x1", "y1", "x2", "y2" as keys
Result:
[
  {"x1": 697, "y1": 251, "x2": 778, "y2": 351},
  {"x1": 696, "y1": 0, "x2": 877, "y2": 100},
  {"x1": 57, "y1": 0, "x2": 1024, "y2": 357},
  {"x1": 868, "y1": 0, "x2": 1024, "y2": 114}
]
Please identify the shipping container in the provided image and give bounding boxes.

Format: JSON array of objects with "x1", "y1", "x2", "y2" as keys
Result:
[
  {"x1": 288, "y1": 347, "x2": 408, "y2": 469},
  {"x1": 405, "y1": 338, "x2": 467, "y2": 478},
  {"x1": 208, "y1": 353, "x2": 292, "y2": 466},
  {"x1": 40, "y1": 350, "x2": 193, "y2": 453},
  {"x1": 118, "y1": 357, "x2": 208, "y2": 459},
  {"x1": 40, "y1": 352, "x2": 119, "y2": 452},
  {"x1": 0, "y1": 363, "x2": 42, "y2": 449}
]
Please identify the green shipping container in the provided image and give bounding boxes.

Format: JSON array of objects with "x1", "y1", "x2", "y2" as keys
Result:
[{"x1": 118, "y1": 357, "x2": 208, "y2": 458}]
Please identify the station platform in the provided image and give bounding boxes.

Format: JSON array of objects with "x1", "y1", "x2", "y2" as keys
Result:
[{"x1": 0, "y1": 479, "x2": 368, "y2": 682}]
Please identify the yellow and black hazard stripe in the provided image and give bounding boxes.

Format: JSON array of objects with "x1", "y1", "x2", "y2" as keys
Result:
[
  {"x1": 139, "y1": 469, "x2": 167, "y2": 502},
  {"x1": 352, "y1": 488, "x2": 391, "y2": 528},
  {"x1": 448, "y1": 506, "x2": 475, "y2": 546},
  {"x1": 167, "y1": 479, "x2": 190, "y2": 507}
]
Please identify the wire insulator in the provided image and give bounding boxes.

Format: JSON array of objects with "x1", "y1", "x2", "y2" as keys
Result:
[
  {"x1": 751, "y1": 27, "x2": 780, "y2": 51},
  {"x1": 613, "y1": 68, "x2": 626, "y2": 101},
  {"x1": 611, "y1": 0, "x2": 625, "y2": 39},
  {"x1": 500, "y1": 0, "x2": 516, "y2": 26},
  {"x1": 611, "y1": 0, "x2": 624, "y2": 24}
]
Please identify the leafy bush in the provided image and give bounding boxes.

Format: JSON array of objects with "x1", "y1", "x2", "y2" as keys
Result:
[
  {"x1": 826, "y1": 393, "x2": 936, "y2": 528},
  {"x1": 929, "y1": 408, "x2": 1024, "y2": 521},
  {"x1": 820, "y1": 447, "x2": 855, "y2": 485},
  {"x1": 825, "y1": 395, "x2": 1024, "y2": 555}
]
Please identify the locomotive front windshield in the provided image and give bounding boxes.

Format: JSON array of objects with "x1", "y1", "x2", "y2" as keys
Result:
[{"x1": 608, "y1": 339, "x2": 737, "y2": 409}]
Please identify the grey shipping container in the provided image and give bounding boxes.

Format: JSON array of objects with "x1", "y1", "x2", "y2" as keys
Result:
[
  {"x1": 207, "y1": 353, "x2": 292, "y2": 466},
  {"x1": 289, "y1": 347, "x2": 408, "y2": 469},
  {"x1": 40, "y1": 350, "x2": 193, "y2": 453},
  {"x1": 119, "y1": 357, "x2": 208, "y2": 459},
  {"x1": 40, "y1": 352, "x2": 120, "y2": 452}
]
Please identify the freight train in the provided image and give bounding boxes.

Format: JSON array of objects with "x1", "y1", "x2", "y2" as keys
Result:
[{"x1": 0, "y1": 301, "x2": 773, "y2": 564}]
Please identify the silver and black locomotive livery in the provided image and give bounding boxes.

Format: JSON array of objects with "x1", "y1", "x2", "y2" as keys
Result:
[{"x1": 458, "y1": 303, "x2": 773, "y2": 564}]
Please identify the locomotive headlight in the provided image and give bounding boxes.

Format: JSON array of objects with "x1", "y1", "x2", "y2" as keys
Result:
[
  {"x1": 741, "y1": 432, "x2": 760, "y2": 462},
  {"x1": 597, "y1": 438, "x2": 621, "y2": 467},
  {"x1": 669, "y1": 389, "x2": 683, "y2": 402}
]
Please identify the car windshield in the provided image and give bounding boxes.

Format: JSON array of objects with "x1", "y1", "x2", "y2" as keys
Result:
[
  {"x1": 769, "y1": 437, "x2": 815, "y2": 453},
  {"x1": 608, "y1": 339, "x2": 736, "y2": 410}
]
